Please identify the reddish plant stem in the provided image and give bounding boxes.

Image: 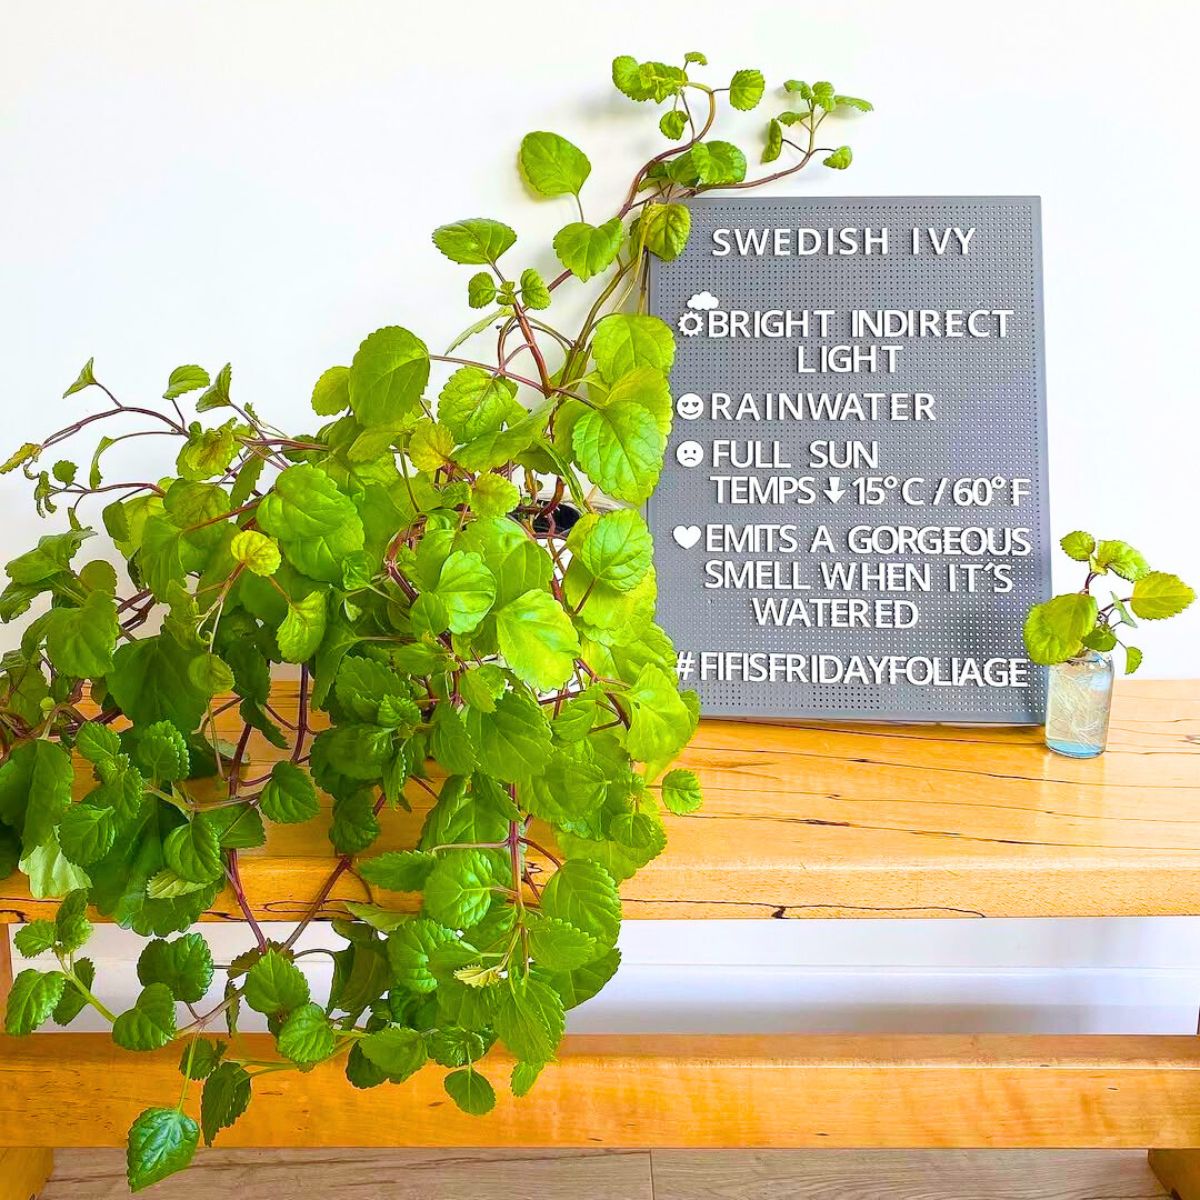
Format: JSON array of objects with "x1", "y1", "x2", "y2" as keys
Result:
[
  {"x1": 226, "y1": 851, "x2": 268, "y2": 952},
  {"x1": 290, "y1": 666, "x2": 310, "y2": 764}
]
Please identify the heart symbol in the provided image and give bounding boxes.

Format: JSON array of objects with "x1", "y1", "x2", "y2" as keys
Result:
[{"x1": 672, "y1": 525, "x2": 702, "y2": 549}]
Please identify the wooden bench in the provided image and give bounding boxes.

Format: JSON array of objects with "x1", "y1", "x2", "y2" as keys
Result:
[{"x1": 2, "y1": 678, "x2": 1199, "y2": 1198}]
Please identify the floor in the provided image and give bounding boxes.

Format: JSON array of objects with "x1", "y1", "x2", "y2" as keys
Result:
[{"x1": 40, "y1": 1149, "x2": 1172, "y2": 1198}]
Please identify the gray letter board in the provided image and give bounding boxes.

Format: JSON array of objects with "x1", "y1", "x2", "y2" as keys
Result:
[{"x1": 646, "y1": 196, "x2": 1050, "y2": 722}]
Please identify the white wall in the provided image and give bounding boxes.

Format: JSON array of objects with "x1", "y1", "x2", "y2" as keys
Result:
[{"x1": 4, "y1": 0, "x2": 1199, "y2": 1031}]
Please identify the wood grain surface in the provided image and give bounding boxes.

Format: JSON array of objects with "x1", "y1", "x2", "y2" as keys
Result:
[
  {"x1": 41, "y1": 1148, "x2": 653, "y2": 1200},
  {"x1": 1, "y1": 679, "x2": 1197, "y2": 924},
  {"x1": 6, "y1": 1032, "x2": 1200, "y2": 1150},
  {"x1": 38, "y1": 1148, "x2": 1170, "y2": 1200}
]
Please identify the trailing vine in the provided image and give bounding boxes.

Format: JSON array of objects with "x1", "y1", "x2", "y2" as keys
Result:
[{"x1": 0, "y1": 53, "x2": 870, "y2": 1191}]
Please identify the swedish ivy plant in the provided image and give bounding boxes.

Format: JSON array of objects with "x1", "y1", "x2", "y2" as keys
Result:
[
  {"x1": 0, "y1": 53, "x2": 869, "y2": 1192},
  {"x1": 1024, "y1": 532, "x2": 1195, "y2": 673}
]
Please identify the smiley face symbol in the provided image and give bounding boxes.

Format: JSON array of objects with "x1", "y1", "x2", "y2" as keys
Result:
[
  {"x1": 675, "y1": 440, "x2": 704, "y2": 468},
  {"x1": 675, "y1": 393, "x2": 704, "y2": 420}
]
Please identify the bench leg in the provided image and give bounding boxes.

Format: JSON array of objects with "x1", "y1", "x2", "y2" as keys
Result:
[
  {"x1": 0, "y1": 1149, "x2": 54, "y2": 1200},
  {"x1": 0, "y1": 933, "x2": 54, "y2": 1200},
  {"x1": 1150, "y1": 1150, "x2": 1200, "y2": 1199}
]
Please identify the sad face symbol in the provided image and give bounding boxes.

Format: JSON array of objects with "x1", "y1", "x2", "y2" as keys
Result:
[{"x1": 675, "y1": 440, "x2": 704, "y2": 468}]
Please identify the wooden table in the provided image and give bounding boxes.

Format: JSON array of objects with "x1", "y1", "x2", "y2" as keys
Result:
[{"x1": 2, "y1": 679, "x2": 1199, "y2": 1198}]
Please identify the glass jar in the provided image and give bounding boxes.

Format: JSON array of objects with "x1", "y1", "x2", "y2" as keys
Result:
[{"x1": 1044, "y1": 650, "x2": 1115, "y2": 758}]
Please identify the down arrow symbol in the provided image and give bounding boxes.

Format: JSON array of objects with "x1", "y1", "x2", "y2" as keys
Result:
[{"x1": 824, "y1": 476, "x2": 846, "y2": 502}]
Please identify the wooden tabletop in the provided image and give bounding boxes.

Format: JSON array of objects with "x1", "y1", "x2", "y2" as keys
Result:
[{"x1": 2, "y1": 679, "x2": 1198, "y2": 924}]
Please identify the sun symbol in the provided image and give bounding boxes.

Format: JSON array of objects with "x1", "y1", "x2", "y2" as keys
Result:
[{"x1": 677, "y1": 310, "x2": 704, "y2": 336}]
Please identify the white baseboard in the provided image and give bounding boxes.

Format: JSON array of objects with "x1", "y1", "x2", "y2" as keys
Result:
[{"x1": 13, "y1": 917, "x2": 1200, "y2": 1036}]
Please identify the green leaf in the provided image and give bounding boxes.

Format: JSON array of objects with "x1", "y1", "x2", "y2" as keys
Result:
[
  {"x1": 387, "y1": 919, "x2": 455, "y2": 993},
  {"x1": 311, "y1": 365, "x2": 350, "y2": 416},
  {"x1": 640, "y1": 202, "x2": 691, "y2": 261},
  {"x1": 126, "y1": 1107, "x2": 199, "y2": 1192},
  {"x1": 136, "y1": 720, "x2": 190, "y2": 782},
  {"x1": 162, "y1": 365, "x2": 210, "y2": 401},
  {"x1": 319, "y1": 724, "x2": 396, "y2": 780},
  {"x1": 540, "y1": 859, "x2": 621, "y2": 948},
  {"x1": 611, "y1": 56, "x2": 686, "y2": 103},
  {"x1": 1, "y1": 442, "x2": 40, "y2": 474},
  {"x1": 52, "y1": 459, "x2": 77, "y2": 484},
  {"x1": 496, "y1": 589, "x2": 579, "y2": 690},
  {"x1": 434, "y1": 550, "x2": 496, "y2": 634},
  {"x1": 20, "y1": 837, "x2": 91, "y2": 900},
  {"x1": 13, "y1": 920, "x2": 57, "y2": 957},
  {"x1": 259, "y1": 761, "x2": 320, "y2": 824},
  {"x1": 511, "y1": 1060, "x2": 543, "y2": 1096},
  {"x1": 577, "y1": 509, "x2": 652, "y2": 592},
  {"x1": 360, "y1": 1026, "x2": 427, "y2": 1080},
  {"x1": 1082, "y1": 624, "x2": 1118, "y2": 652},
  {"x1": 432, "y1": 218, "x2": 517, "y2": 266},
  {"x1": 200, "y1": 1062, "x2": 251, "y2": 1145},
  {"x1": 6, "y1": 528, "x2": 92, "y2": 584},
  {"x1": 423, "y1": 849, "x2": 495, "y2": 929},
  {"x1": 470, "y1": 473, "x2": 520, "y2": 519},
  {"x1": 444, "y1": 1067, "x2": 496, "y2": 1115},
  {"x1": 109, "y1": 634, "x2": 209, "y2": 730},
  {"x1": 762, "y1": 118, "x2": 783, "y2": 163},
  {"x1": 55, "y1": 887, "x2": 92, "y2": 952},
  {"x1": 163, "y1": 814, "x2": 223, "y2": 884},
  {"x1": 230, "y1": 529, "x2": 281, "y2": 577},
  {"x1": 668, "y1": 141, "x2": 746, "y2": 186},
  {"x1": 0, "y1": 738, "x2": 73, "y2": 849},
  {"x1": 661, "y1": 768, "x2": 703, "y2": 815},
  {"x1": 63, "y1": 357, "x2": 97, "y2": 398},
  {"x1": 1131, "y1": 572, "x2": 1196, "y2": 620},
  {"x1": 627, "y1": 662, "x2": 693, "y2": 765},
  {"x1": 527, "y1": 914, "x2": 599, "y2": 970},
  {"x1": 548, "y1": 946, "x2": 621, "y2": 1010},
  {"x1": 467, "y1": 272, "x2": 496, "y2": 309},
  {"x1": 348, "y1": 325, "x2": 430, "y2": 428},
  {"x1": 138, "y1": 933, "x2": 214, "y2": 1003},
  {"x1": 437, "y1": 368, "x2": 522, "y2": 442},
  {"x1": 1060, "y1": 531, "x2": 1095, "y2": 562},
  {"x1": 195, "y1": 362, "x2": 232, "y2": 412},
  {"x1": 573, "y1": 401, "x2": 664, "y2": 505},
  {"x1": 1093, "y1": 540, "x2": 1149, "y2": 581},
  {"x1": 278, "y1": 1001, "x2": 336, "y2": 1065},
  {"x1": 1023, "y1": 593, "x2": 1099, "y2": 664},
  {"x1": 359, "y1": 849, "x2": 437, "y2": 892},
  {"x1": 659, "y1": 110, "x2": 688, "y2": 140},
  {"x1": 494, "y1": 974, "x2": 564, "y2": 1066},
  {"x1": 188, "y1": 652, "x2": 234, "y2": 695},
  {"x1": 520, "y1": 267, "x2": 551, "y2": 310},
  {"x1": 729, "y1": 68, "x2": 765, "y2": 110},
  {"x1": 1125, "y1": 645, "x2": 1144, "y2": 674},
  {"x1": 112, "y1": 983, "x2": 177, "y2": 1051},
  {"x1": 243, "y1": 948, "x2": 310, "y2": 1015},
  {"x1": 465, "y1": 689, "x2": 553, "y2": 783},
  {"x1": 553, "y1": 217, "x2": 623, "y2": 282},
  {"x1": 176, "y1": 421, "x2": 238, "y2": 480},
  {"x1": 4, "y1": 968, "x2": 67, "y2": 1033},
  {"x1": 75, "y1": 721, "x2": 122, "y2": 764},
  {"x1": 257, "y1": 464, "x2": 365, "y2": 582},
  {"x1": 53, "y1": 957, "x2": 96, "y2": 1025},
  {"x1": 822, "y1": 145, "x2": 853, "y2": 169},
  {"x1": 835, "y1": 94, "x2": 874, "y2": 111},
  {"x1": 519, "y1": 131, "x2": 591, "y2": 197},
  {"x1": 277, "y1": 591, "x2": 328, "y2": 663},
  {"x1": 591, "y1": 314, "x2": 675, "y2": 382},
  {"x1": 180, "y1": 1037, "x2": 226, "y2": 1080}
]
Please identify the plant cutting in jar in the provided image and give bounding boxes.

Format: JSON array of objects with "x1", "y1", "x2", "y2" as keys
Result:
[
  {"x1": 1024, "y1": 532, "x2": 1194, "y2": 674},
  {"x1": 0, "y1": 52, "x2": 870, "y2": 1192}
]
